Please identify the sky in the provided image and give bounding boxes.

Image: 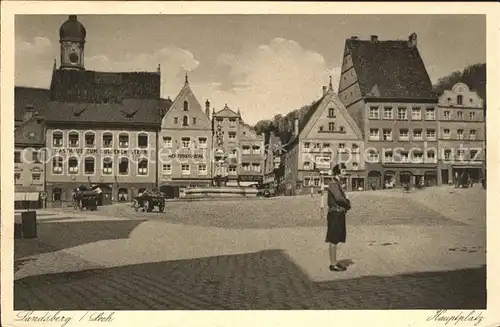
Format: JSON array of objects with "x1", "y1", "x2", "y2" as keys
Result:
[{"x1": 15, "y1": 14, "x2": 486, "y2": 125}]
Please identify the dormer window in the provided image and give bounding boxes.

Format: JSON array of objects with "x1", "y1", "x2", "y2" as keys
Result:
[
  {"x1": 183, "y1": 115, "x2": 189, "y2": 126},
  {"x1": 457, "y1": 95, "x2": 463, "y2": 105}
]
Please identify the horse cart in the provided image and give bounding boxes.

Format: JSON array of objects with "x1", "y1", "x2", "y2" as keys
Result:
[
  {"x1": 73, "y1": 189, "x2": 99, "y2": 211},
  {"x1": 134, "y1": 190, "x2": 165, "y2": 213}
]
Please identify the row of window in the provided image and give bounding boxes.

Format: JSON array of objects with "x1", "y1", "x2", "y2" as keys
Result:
[
  {"x1": 215, "y1": 117, "x2": 239, "y2": 126},
  {"x1": 443, "y1": 110, "x2": 481, "y2": 121},
  {"x1": 302, "y1": 161, "x2": 360, "y2": 171},
  {"x1": 319, "y1": 123, "x2": 345, "y2": 133},
  {"x1": 14, "y1": 151, "x2": 42, "y2": 163},
  {"x1": 14, "y1": 173, "x2": 42, "y2": 185},
  {"x1": 368, "y1": 128, "x2": 478, "y2": 141},
  {"x1": 174, "y1": 115, "x2": 199, "y2": 126},
  {"x1": 160, "y1": 163, "x2": 262, "y2": 175},
  {"x1": 303, "y1": 142, "x2": 360, "y2": 152},
  {"x1": 162, "y1": 164, "x2": 208, "y2": 175},
  {"x1": 369, "y1": 106, "x2": 482, "y2": 121},
  {"x1": 161, "y1": 136, "x2": 208, "y2": 148},
  {"x1": 365, "y1": 149, "x2": 479, "y2": 161},
  {"x1": 51, "y1": 157, "x2": 148, "y2": 176},
  {"x1": 52, "y1": 131, "x2": 149, "y2": 148},
  {"x1": 369, "y1": 107, "x2": 436, "y2": 120}
]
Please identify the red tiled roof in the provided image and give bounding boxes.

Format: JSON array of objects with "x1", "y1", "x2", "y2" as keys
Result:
[
  {"x1": 346, "y1": 39, "x2": 437, "y2": 99},
  {"x1": 44, "y1": 99, "x2": 164, "y2": 126},
  {"x1": 50, "y1": 69, "x2": 161, "y2": 103}
]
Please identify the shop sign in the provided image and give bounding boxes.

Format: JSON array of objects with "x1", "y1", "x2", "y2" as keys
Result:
[
  {"x1": 167, "y1": 153, "x2": 204, "y2": 159},
  {"x1": 53, "y1": 148, "x2": 148, "y2": 156}
]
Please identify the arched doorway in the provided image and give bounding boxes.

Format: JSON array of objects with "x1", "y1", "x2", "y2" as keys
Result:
[
  {"x1": 367, "y1": 170, "x2": 382, "y2": 190},
  {"x1": 424, "y1": 171, "x2": 437, "y2": 187},
  {"x1": 118, "y1": 188, "x2": 128, "y2": 202},
  {"x1": 53, "y1": 187, "x2": 62, "y2": 201},
  {"x1": 400, "y1": 171, "x2": 412, "y2": 186},
  {"x1": 383, "y1": 170, "x2": 396, "y2": 189}
]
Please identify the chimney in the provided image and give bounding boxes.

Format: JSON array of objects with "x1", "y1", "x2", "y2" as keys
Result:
[
  {"x1": 370, "y1": 35, "x2": 378, "y2": 42},
  {"x1": 294, "y1": 117, "x2": 299, "y2": 136},
  {"x1": 408, "y1": 32, "x2": 417, "y2": 48},
  {"x1": 24, "y1": 105, "x2": 35, "y2": 122},
  {"x1": 205, "y1": 99, "x2": 210, "y2": 118},
  {"x1": 322, "y1": 86, "x2": 327, "y2": 95},
  {"x1": 350, "y1": 36, "x2": 358, "y2": 40}
]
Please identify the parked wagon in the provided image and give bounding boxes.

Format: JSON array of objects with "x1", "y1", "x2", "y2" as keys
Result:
[
  {"x1": 73, "y1": 187, "x2": 100, "y2": 211},
  {"x1": 134, "y1": 190, "x2": 165, "y2": 213}
]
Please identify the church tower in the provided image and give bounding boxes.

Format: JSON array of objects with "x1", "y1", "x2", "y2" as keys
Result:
[{"x1": 59, "y1": 15, "x2": 86, "y2": 70}]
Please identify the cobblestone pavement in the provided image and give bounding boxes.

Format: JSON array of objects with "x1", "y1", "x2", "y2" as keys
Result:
[
  {"x1": 44, "y1": 186, "x2": 484, "y2": 229},
  {"x1": 13, "y1": 187, "x2": 486, "y2": 310},
  {"x1": 14, "y1": 250, "x2": 486, "y2": 310}
]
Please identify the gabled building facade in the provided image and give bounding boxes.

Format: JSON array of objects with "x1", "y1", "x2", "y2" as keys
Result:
[
  {"x1": 238, "y1": 122, "x2": 265, "y2": 185},
  {"x1": 283, "y1": 83, "x2": 366, "y2": 195},
  {"x1": 212, "y1": 105, "x2": 264, "y2": 186},
  {"x1": 212, "y1": 104, "x2": 242, "y2": 185},
  {"x1": 43, "y1": 15, "x2": 163, "y2": 206},
  {"x1": 263, "y1": 131, "x2": 283, "y2": 187},
  {"x1": 158, "y1": 76, "x2": 213, "y2": 188},
  {"x1": 14, "y1": 94, "x2": 48, "y2": 208},
  {"x1": 437, "y1": 82, "x2": 485, "y2": 184},
  {"x1": 338, "y1": 33, "x2": 440, "y2": 189}
]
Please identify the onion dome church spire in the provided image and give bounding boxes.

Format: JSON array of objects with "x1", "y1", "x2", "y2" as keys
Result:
[{"x1": 59, "y1": 15, "x2": 86, "y2": 71}]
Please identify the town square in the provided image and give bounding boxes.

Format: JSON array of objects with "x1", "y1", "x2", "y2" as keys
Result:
[{"x1": 10, "y1": 13, "x2": 486, "y2": 310}]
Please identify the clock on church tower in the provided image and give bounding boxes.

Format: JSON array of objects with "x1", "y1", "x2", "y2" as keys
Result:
[{"x1": 59, "y1": 15, "x2": 86, "y2": 70}]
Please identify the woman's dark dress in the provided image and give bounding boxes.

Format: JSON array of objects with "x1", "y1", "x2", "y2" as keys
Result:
[{"x1": 325, "y1": 179, "x2": 351, "y2": 244}]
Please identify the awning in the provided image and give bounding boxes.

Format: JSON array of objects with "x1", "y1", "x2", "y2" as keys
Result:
[{"x1": 15, "y1": 192, "x2": 40, "y2": 201}]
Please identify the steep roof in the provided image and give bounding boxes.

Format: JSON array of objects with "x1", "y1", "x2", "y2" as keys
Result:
[
  {"x1": 44, "y1": 99, "x2": 163, "y2": 126},
  {"x1": 346, "y1": 38, "x2": 437, "y2": 99},
  {"x1": 50, "y1": 69, "x2": 161, "y2": 103},
  {"x1": 44, "y1": 68, "x2": 163, "y2": 126},
  {"x1": 15, "y1": 115, "x2": 46, "y2": 146},
  {"x1": 15, "y1": 87, "x2": 50, "y2": 122},
  {"x1": 213, "y1": 104, "x2": 240, "y2": 118},
  {"x1": 282, "y1": 95, "x2": 325, "y2": 150}
]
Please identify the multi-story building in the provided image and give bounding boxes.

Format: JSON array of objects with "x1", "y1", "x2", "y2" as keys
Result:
[
  {"x1": 262, "y1": 131, "x2": 282, "y2": 187},
  {"x1": 437, "y1": 82, "x2": 485, "y2": 184},
  {"x1": 15, "y1": 86, "x2": 49, "y2": 128},
  {"x1": 43, "y1": 15, "x2": 163, "y2": 206},
  {"x1": 158, "y1": 76, "x2": 213, "y2": 188},
  {"x1": 238, "y1": 122, "x2": 265, "y2": 186},
  {"x1": 283, "y1": 82, "x2": 366, "y2": 195},
  {"x1": 212, "y1": 105, "x2": 242, "y2": 185},
  {"x1": 14, "y1": 97, "x2": 47, "y2": 208},
  {"x1": 338, "y1": 33, "x2": 440, "y2": 189},
  {"x1": 212, "y1": 105, "x2": 265, "y2": 186}
]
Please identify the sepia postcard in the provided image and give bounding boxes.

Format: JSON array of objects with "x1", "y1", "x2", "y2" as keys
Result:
[{"x1": 1, "y1": 2, "x2": 499, "y2": 327}]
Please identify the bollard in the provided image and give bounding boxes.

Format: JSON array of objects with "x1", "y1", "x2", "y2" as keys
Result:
[
  {"x1": 14, "y1": 223, "x2": 23, "y2": 239},
  {"x1": 21, "y1": 211, "x2": 37, "y2": 239}
]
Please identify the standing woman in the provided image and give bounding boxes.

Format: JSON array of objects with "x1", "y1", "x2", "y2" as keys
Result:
[{"x1": 326, "y1": 163, "x2": 351, "y2": 272}]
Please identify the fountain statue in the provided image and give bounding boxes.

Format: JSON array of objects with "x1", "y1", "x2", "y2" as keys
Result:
[{"x1": 213, "y1": 122, "x2": 228, "y2": 187}]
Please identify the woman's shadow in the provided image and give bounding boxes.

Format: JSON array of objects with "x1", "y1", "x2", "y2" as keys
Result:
[{"x1": 338, "y1": 259, "x2": 354, "y2": 268}]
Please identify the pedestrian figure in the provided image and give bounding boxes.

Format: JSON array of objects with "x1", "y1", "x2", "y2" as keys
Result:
[
  {"x1": 310, "y1": 186, "x2": 314, "y2": 197},
  {"x1": 326, "y1": 163, "x2": 351, "y2": 272}
]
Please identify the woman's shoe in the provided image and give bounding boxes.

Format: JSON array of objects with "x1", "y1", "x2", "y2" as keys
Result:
[{"x1": 329, "y1": 263, "x2": 347, "y2": 272}]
